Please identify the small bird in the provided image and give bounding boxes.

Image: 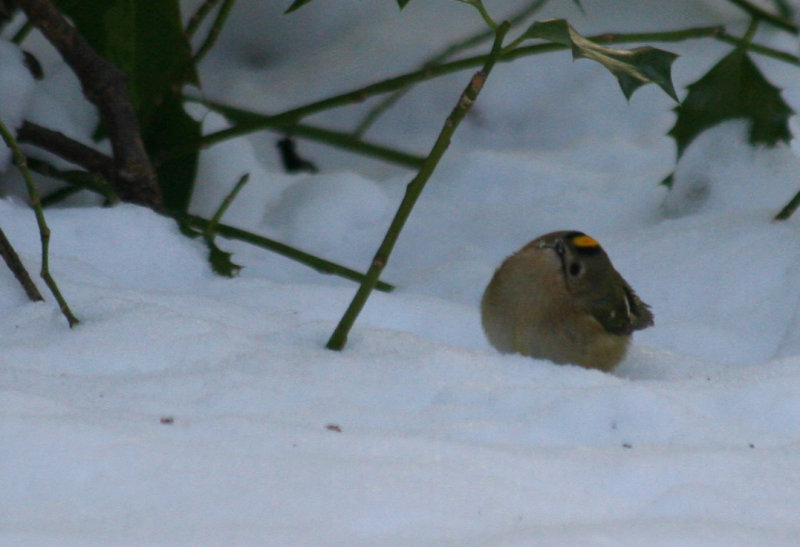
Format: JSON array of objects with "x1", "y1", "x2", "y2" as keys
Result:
[{"x1": 481, "y1": 231, "x2": 653, "y2": 372}]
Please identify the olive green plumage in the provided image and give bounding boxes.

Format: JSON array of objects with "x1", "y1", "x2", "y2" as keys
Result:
[{"x1": 481, "y1": 231, "x2": 653, "y2": 372}]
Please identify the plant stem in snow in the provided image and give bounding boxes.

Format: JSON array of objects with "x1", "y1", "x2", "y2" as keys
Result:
[
  {"x1": 0, "y1": 227, "x2": 44, "y2": 302},
  {"x1": 0, "y1": 116, "x2": 79, "y2": 327},
  {"x1": 325, "y1": 21, "x2": 511, "y2": 351},
  {"x1": 176, "y1": 213, "x2": 396, "y2": 292}
]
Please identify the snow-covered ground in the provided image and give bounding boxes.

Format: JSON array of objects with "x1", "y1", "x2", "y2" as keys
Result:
[{"x1": 3, "y1": 0, "x2": 800, "y2": 544}]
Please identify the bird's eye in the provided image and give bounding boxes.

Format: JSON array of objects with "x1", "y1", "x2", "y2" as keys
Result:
[{"x1": 569, "y1": 262, "x2": 582, "y2": 276}]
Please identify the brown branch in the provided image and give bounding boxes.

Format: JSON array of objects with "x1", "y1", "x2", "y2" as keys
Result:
[
  {"x1": 16, "y1": 0, "x2": 163, "y2": 209},
  {"x1": 17, "y1": 121, "x2": 115, "y2": 179}
]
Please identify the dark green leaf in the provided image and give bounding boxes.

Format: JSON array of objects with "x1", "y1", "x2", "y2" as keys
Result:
[
  {"x1": 284, "y1": 0, "x2": 315, "y2": 14},
  {"x1": 397, "y1": 0, "x2": 414, "y2": 7},
  {"x1": 55, "y1": 0, "x2": 197, "y2": 131},
  {"x1": 668, "y1": 47, "x2": 793, "y2": 157},
  {"x1": 146, "y1": 93, "x2": 201, "y2": 213},
  {"x1": 523, "y1": 19, "x2": 679, "y2": 101},
  {"x1": 207, "y1": 240, "x2": 242, "y2": 277}
]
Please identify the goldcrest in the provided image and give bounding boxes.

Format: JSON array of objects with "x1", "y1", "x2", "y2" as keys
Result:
[{"x1": 481, "y1": 231, "x2": 653, "y2": 372}]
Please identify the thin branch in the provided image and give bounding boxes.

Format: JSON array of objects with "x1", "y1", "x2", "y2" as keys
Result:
[
  {"x1": 354, "y1": 0, "x2": 551, "y2": 137},
  {"x1": 192, "y1": 0, "x2": 236, "y2": 66},
  {"x1": 205, "y1": 172, "x2": 248, "y2": 238},
  {"x1": 16, "y1": 0, "x2": 163, "y2": 209},
  {"x1": 326, "y1": 20, "x2": 511, "y2": 351},
  {"x1": 0, "y1": 226, "x2": 44, "y2": 302},
  {"x1": 176, "y1": 213, "x2": 395, "y2": 292},
  {"x1": 185, "y1": 0, "x2": 222, "y2": 39},
  {"x1": 195, "y1": 25, "x2": 723, "y2": 148},
  {"x1": 17, "y1": 121, "x2": 116, "y2": 180},
  {"x1": 0, "y1": 115, "x2": 79, "y2": 327},
  {"x1": 192, "y1": 105, "x2": 425, "y2": 169},
  {"x1": 11, "y1": 21, "x2": 34, "y2": 43},
  {"x1": 725, "y1": 0, "x2": 798, "y2": 34},
  {"x1": 715, "y1": 30, "x2": 800, "y2": 65},
  {"x1": 25, "y1": 157, "x2": 119, "y2": 206},
  {"x1": 12, "y1": 122, "x2": 395, "y2": 288},
  {"x1": 775, "y1": 187, "x2": 800, "y2": 219}
]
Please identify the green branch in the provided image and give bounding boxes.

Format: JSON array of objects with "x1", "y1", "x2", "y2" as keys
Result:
[
  {"x1": 715, "y1": 30, "x2": 800, "y2": 65},
  {"x1": 354, "y1": 0, "x2": 551, "y2": 137},
  {"x1": 195, "y1": 25, "x2": 722, "y2": 151},
  {"x1": 0, "y1": 116, "x2": 79, "y2": 327},
  {"x1": 192, "y1": 0, "x2": 237, "y2": 66},
  {"x1": 725, "y1": 0, "x2": 798, "y2": 34},
  {"x1": 185, "y1": 0, "x2": 223, "y2": 39},
  {"x1": 195, "y1": 106, "x2": 426, "y2": 169},
  {"x1": 325, "y1": 20, "x2": 511, "y2": 351},
  {"x1": 176, "y1": 213, "x2": 395, "y2": 292}
]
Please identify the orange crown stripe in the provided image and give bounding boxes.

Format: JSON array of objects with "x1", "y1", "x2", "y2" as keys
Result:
[{"x1": 572, "y1": 235, "x2": 599, "y2": 248}]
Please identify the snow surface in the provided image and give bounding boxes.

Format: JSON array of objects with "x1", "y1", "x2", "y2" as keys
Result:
[{"x1": 3, "y1": 0, "x2": 800, "y2": 544}]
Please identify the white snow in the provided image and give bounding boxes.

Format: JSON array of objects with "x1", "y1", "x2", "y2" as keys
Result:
[{"x1": 3, "y1": 0, "x2": 800, "y2": 544}]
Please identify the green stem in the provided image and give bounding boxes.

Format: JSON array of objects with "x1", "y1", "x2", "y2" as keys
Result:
[
  {"x1": 354, "y1": 0, "x2": 550, "y2": 137},
  {"x1": 470, "y1": 1, "x2": 498, "y2": 30},
  {"x1": 192, "y1": 0, "x2": 237, "y2": 66},
  {"x1": 26, "y1": 157, "x2": 120, "y2": 206},
  {"x1": 325, "y1": 20, "x2": 511, "y2": 351},
  {"x1": 194, "y1": 107, "x2": 425, "y2": 169},
  {"x1": 715, "y1": 31, "x2": 800, "y2": 65},
  {"x1": 0, "y1": 116, "x2": 79, "y2": 327},
  {"x1": 205, "y1": 173, "x2": 249, "y2": 238},
  {"x1": 725, "y1": 0, "x2": 798, "y2": 34},
  {"x1": 185, "y1": 0, "x2": 222, "y2": 39},
  {"x1": 195, "y1": 25, "x2": 722, "y2": 150},
  {"x1": 11, "y1": 21, "x2": 34, "y2": 44},
  {"x1": 176, "y1": 213, "x2": 395, "y2": 292},
  {"x1": 742, "y1": 18, "x2": 760, "y2": 44},
  {"x1": 0, "y1": 226, "x2": 44, "y2": 302},
  {"x1": 775, "y1": 192, "x2": 800, "y2": 220}
]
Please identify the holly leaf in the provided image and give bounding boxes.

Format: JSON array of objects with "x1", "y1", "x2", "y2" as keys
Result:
[
  {"x1": 523, "y1": 19, "x2": 679, "y2": 101},
  {"x1": 668, "y1": 47, "x2": 793, "y2": 158},
  {"x1": 146, "y1": 92, "x2": 201, "y2": 212},
  {"x1": 207, "y1": 240, "x2": 242, "y2": 277}
]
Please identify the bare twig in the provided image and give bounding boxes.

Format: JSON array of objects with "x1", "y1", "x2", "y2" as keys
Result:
[
  {"x1": 0, "y1": 115, "x2": 79, "y2": 327},
  {"x1": 17, "y1": 121, "x2": 116, "y2": 180},
  {"x1": 326, "y1": 20, "x2": 511, "y2": 351},
  {"x1": 0, "y1": 226, "x2": 44, "y2": 302},
  {"x1": 16, "y1": 0, "x2": 163, "y2": 209}
]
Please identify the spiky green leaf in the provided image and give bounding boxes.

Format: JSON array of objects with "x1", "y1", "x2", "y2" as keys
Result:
[
  {"x1": 668, "y1": 47, "x2": 793, "y2": 157},
  {"x1": 523, "y1": 19, "x2": 679, "y2": 101},
  {"x1": 208, "y1": 240, "x2": 242, "y2": 277}
]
